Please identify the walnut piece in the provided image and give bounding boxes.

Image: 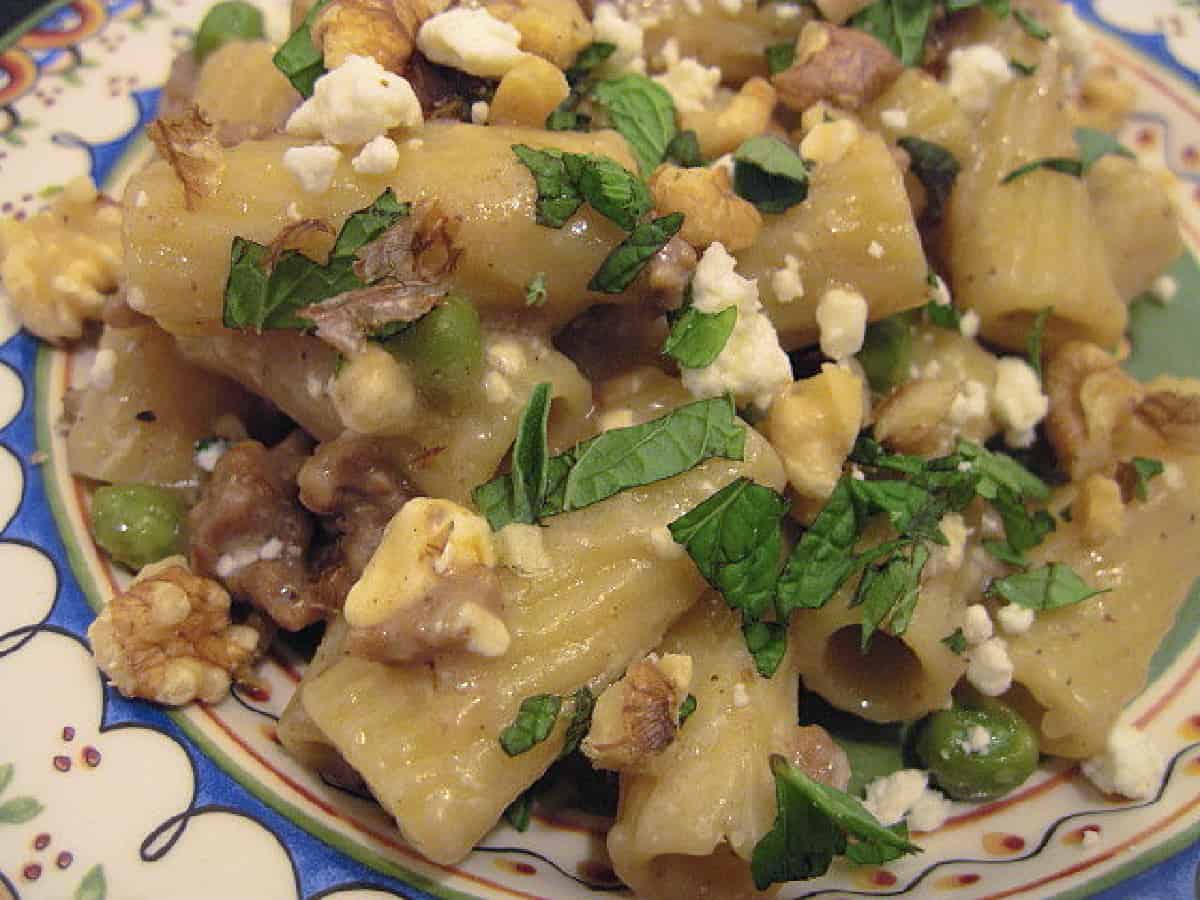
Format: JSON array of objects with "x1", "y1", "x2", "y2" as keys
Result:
[
  {"x1": 649, "y1": 164, "x2": 762, "y2": 252},
  {"x1": 313, "y1": 0, "x2": 447, "y2": 72},
  {"x1": 583, "y1": 654, "x2": 693, "y2": 772},
  {"x1": 641, "y1": 235, "x2": 698, "y2": 313},
  {"x1": 488, "y1": 55, "x2": 570, "y2": 127},
  {"x1": 487, "y1": 0, "x2": 592, "y2": 69},
  {"x1": 0, "y1": 176, "x2": 120, "y2": 344},
  {"x1": 145, "y1": 106, "x2": 225, "y2": 210},
  {"x1": 773, "y1": 22, "x2": 903, "y2": 112},
  {"x1": 88, "y1": 556, "x2": 262, "y2": 706},
  {"x1": 1075, "y1": 474, "x2": 1124, "y2": 545},
  {"x1": 1135, "y1": 390, "x2": 1200, "y2": 454},
  {"x1": 873, "y1": 376, "x2": 961, "y2": 457},
  {"x1": 681, "y1": 77, "x2": 777, "y2": 160}
]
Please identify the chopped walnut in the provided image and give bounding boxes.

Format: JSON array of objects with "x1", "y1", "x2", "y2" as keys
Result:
[
  {"x1": 1044, "y1": 341, "x2": 1144, "y2": 480},
  {"x1": 145, "y1": 106, "x2": 225, "y2": 210},
  {"x1": 873, "y1": 376, "x2": 961, "y2": 457},
  {"x1": 583, "y1": 654, "x2": 693, "y2": 772},
  {"x1": 681, "y1": 77, "x2": 776, "y2": 160},
  {"x1": 1075, "y1": 474, "x2": 1124, "y2": 545},
  {"x1": 648, "y1": 164, "x2": 762, "y2": 252},
  {"x1": 487, "y1": 0, "x2": 592, "y2": 69},
  {"x1": 1134, "y1": 390, "x2": 1200, "y2": 454},
  {"x1": 313, "y1": 0, "x2": 448, "y2": 72},
  {"x1": 88, "y1": 556, "x2": 262, "y2": 706},
  {"x1": 342, "y1": 498, "x2": 509, "y2": 662},
  {"x1": 765, "y1": 363, "x2": 865, "y2": 501},
  {"x1": 488, "y1": 54, "x2": 570, "y2": 127},
  {"x1": 773, "y1": 22, "x2": 903, "y2": 112},
  {"x1": 0, "y1": 176, "x2": 120, "y2": 344}
]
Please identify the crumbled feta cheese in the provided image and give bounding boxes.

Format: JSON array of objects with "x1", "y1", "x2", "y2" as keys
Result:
[
  {"x1": 770, "y1": 254, "x2": 804, "y2": 304},
  {"x1": 194, "y1": 439, "x2": 228, "y2": 473},
  {"x1": 470, "y1": 100, "x2": 490, "y2": 125},
  {"x1": 957, "y1": 460, "x2": 973, "y2": 473},
  {"x1": 863, "y1": 769, "x2": 928, "y2": 826},
  {"x1": 89, "y1": 348, "x2": 117, "y2": 390},
  {"x1": 799, "y1": 119, "x2": 860, "y2": 165},
  {"x1": 962, "y1": 604, "x2": 993, "y2": 645},
  {"x1": 286, "y1": 55, "x2": 423, "y2": 145},
  {"x1": 773, "y1": 3, "x2": 801, "y2": 18},
  {"x1": 732, "y1": 682, "x2": 750, "y2": 708},
  {"x1": 937, "y1": 512, "x2": 969, "y2": 571},
  {"x1": 417, "y1": 8, "x2": 527, "y2": 79},
  {"x1": 929, "y1": 273, "x2": 952, "y2": 307},
  {"x1": 215, "y1": 546, "x2": 262, "y2": 579},
  {"x1": 880, "y1": 108, "x2": 909, "y2": 130},
  {"x1": 351, "y1": 135, "x2": 400, "y2": 175},
  {"x1": 710, "y1": 153, "x2": 735, "y2": 178},
  {"x1": 993, "y1": 357, "x2": 1049, "y2": 448},
  {"x1": 652, "y1": 39, "x2": 721, "y2": 113},
  {"x1": 966, "y1": 636, "x2": 1013, "y2": 696},
  {"x1": 680, "y1": 243, "x2": 793, "y2": 412},
  {"x1": 495, "y1": 523, "x2": 553, "y2": 574},
  {"x1": 945, "y1": 44, "x2": 1013, "y2": 117},
  {"x1": 960, "y1": 725, "x2": 991, "y2": 755},
  {"x1": 950, "y1": 379, "x2": 989, "y2": 426},
  {"x1": 867, "y1": 240, "x2": 885, "y2": 259},
  {"x1": 599, "y1": 408, "x2": 635, "y2": 431},
  {"x1": 997, "y1": 603, "x2": 1035, "y2": 635},
  {"x1": 486, "y1": 339, "x2": 527, "y2": 375},
  {"x1": 259, "y1": 537, "x2": 284, "y2": 561},
  {"x1": 1082, "y1": 725, "x2": 1166, "y2": 800},
  {"x1": 283, "y1": 145, "x2": 341, "y2": 194},
  {"x1": 1054, "y1": 4, "x2": 1093, "y2": 78},
  {"x1": 815, "y1": 287, "x2": 868, "y2": 362},
  {"x1": 592, "y1": 3, "x2": 646, "y2": 74},
  {"x1": 907, "y1": 788, "x2": 953, "y2": 832},
  {"x1": 850, "y1": 465, "x2": 866, "y2": 481},
  {"x1": 1163, "y1": 462, "x2": 1185, "y2": 491},
  {"x1": 1151, "y1": 274, "x2": 1178, "y2": 304},
  {"x1": 648, "y1": 525, "x2": 685, "y2": 560},
  {"x1": 286, "y1": 201, "x2": 302, "y2": 221},
  {"x1": 483, "y1": 371, "x2": 513, "y2": 404},
  {"x1": 133, "y1": 190, "x2": 149, "y2": 208},
  {"x1": 959, "y1": 309, "x2": 980, "y2": 339}
]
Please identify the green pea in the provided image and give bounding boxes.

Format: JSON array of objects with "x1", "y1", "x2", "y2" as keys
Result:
[
  {"x1": 91, "y1": 484, "x2": 186, "y2": 571},
  {"x1": 194, "y1": 1, "x2": 265, "y2": 63},
  {"x1": 856, "y1": 314, "x2": 913, "y2": 394},
  {"x1": 915, "y1": 696, "x2": 1039, "y2": 801},
  {"x1": 384, "y1": 293, "x2": 484, "y2": 398}
]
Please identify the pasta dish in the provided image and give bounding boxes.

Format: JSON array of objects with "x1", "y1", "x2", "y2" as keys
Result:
[{"x1": 1, "y1": 0, "x2": 1196, "y2": 894}]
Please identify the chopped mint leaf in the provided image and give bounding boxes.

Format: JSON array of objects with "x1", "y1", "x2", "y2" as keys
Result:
[
  {"x1": 1009, "y1": 58, "x2": 1037, "y2": 76},
  {"x1": 272, "y1": 0, "x2": 331, "y2": 97},
  {"x1": 1074, "y1": 127, "x2": 1136, "y2": 171},
  {"x1": 850, "y1": 0, "x2": 936, "y2": 67},
  {"x1": 589, "y1": 212, "x2": 684, "y2": 293},
  {"x1": 560, "y1": 686, "x2": 595, "y2": 759},
  {"x1": 766, "y1": 41, "x2": 797, "y2": 76},
  {"x1": 663, "y1": 304, "x2": 738, "y2": 369},
  {"x1": 1130, "y1": 456, "x2": 1165, "y2": 501},
  {"x1": 854, "y1": 542, "x2": 929, "y2": 648},
  {"x1": 565, "y1": 42, "x2": 617, "y2": 86},
  {"x1": 941, "y1": 627, "x2": 968, "y2": 654},
  {"x1": 989, "y1": 562, "x2": 1108, "y2": 611},
  {"x1": 898, "y1": 136, "x2": 960, "y2": 224},
  {"x1": 512, "y1": 144, "x2": 583, "y2": 227},
  {"x1": 504, "y1": 792, "x2": 533, "y2": 831},
  {"x1": 591, "y1": 74, "x2": 679, "y2": 176},
  {"x1": 678, "y1": 693, "x2": 698, "y2": 724},
  {"x1": 1014, "y1": 8, "x2": 1050, "y2": 40},
  {"x1": 525, "y1": 272, "x2": 548, "y2": 306},
  {"x1": 665, "y1": 129, "x2": 704, "y2": 167},
  {"x1": 777, "y1": 479, "x2": 861, "y2": 616},
  {"x1": 566, "y1": 152, "x2": 653, "y2": 231},
  {"x1": 1026, "y1": 306, "x2": 1052, "y2": 379},
  {"x1": 733, "y1": 136, "x2": 810, "y2": 214},
  {"x1": 744, "y1": 620, "x2": 789, "y2": 678}
]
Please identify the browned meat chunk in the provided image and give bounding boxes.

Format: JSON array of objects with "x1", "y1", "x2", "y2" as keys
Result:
[{"x1": 773, "y1": 23, "x2": 903, "y2": 112}]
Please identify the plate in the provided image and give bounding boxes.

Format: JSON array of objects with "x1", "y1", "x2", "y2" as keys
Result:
[{"x1": 0, "y1": 2, "x2": 1198, "y2": 898}]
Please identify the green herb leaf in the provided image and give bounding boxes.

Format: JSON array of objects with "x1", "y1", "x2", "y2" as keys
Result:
[
  {"x1": 1025, "y1": 306, "x2": 1053, "y2": 379},
  {"x1": 509, "y1": 383, "x2": 553, "y2": 526},
  {"x1": 854, "y1": 542, "x2": 929, "y2": 648},
  {"x1": 751, "y1": 754, "x2": 920, "y2": 889},
  {"x1": 566, "y1": 153, "x2": 653, "y2": 231},
  {"x1": 560, "y1": 687, "x2": 596, "y2": 759},
  {"x1": 897, "y1": 136, "x2": 960, "y2": 224},
  {"x1": 1001, "y1": 156, "x2": 1083, "y2": 184},
  {"x1": 777, "y1": 479, "x2": 861, "y2": 616},
  {"x1": 1014, "y1": 8, "x2": 1050, "y2": 40},
  {"x1": 525, "y1": 272, "x2": 548, "y2": 306},
  {"x1": 74, "y1": 864, "x2": 106, "y2": 900},
  {"x1": 565, "y1": 41, "x2": 617, "y2": 86},
  {"x1": 663, "y1": 304, "x2": 738, "y2": 368},
  {"x1": 845, "y1": 822, "x2": 915, "y2": 865},
  {"x1": 546, "y1": 107, "x2": 590, "y2": 132},
  {"x1": 849, "y1": 479, "x2": 943, "y2": 542},
  {"x1": 850, "y1": 0, "x2": 936, "y2": 67},
  {"x1": 500, "y1": 694, "x2": 563, "y2": 756},
  {"x1": 591, "y1": 74, "x2": 679, "y2": 176},
  {"x1": 0, "y1": 796, "x2": 43, "y2": 824},
  {"x1": 665, "y1": 129, "x2": 704, "y2": 167},
  {"x1": 678, "y1": 693, "x2": 698, "y2": 724},
  {"x1": 983, "y1": 539, "x2": 1030, "y2": 567},
  {"x1": 941, "y1": 627, "x2": 968, "y2": 654},
  {"x1": 954, "y1": 439, "x2": 1049, "y2": 502},
  {"x1": 857, "y1": 315, "x2": 914, "y2": 393},
  {"x1": 982, "y1": 485, "x2": 1056, "y2": 565},
  {"x1": 945, "y1": 0, "x2": 1010, "y2": 13},
  {"x1": 988, "y1": 562, "x2": 1108, "y2": 611},
  {"x1": 589, "y1": 212, "x2": 685, "y2": 293},
  {"x1": 925, "y1": 299, "x2": 963, "y2": 330},
  {"x1": 1074, "y1": 127, "x2": 1136, "y2": 171},
  {"x1": 1130, "y1": 456, "x2": 1165, "y2": 501},
  {"x1": 0, "y1": 762, "x2": 13, "y2": 796},
  {"x1": 195, "y1": 1, "x2": 265, "y2": 64},
  {"x1": 668, "y1": 478, "x2": 790, "y2": 621},
  {"x1": 222, "y1": 189, "x2": 410, "y2": 331},
  {"x1": 766, "y1": 41, "x2": 797, "y2": 76},
  {"x1": 512, "y1": 144, "x2": 584, "y2": 227},
  {"x1": 732, "y1": 136, "x2": 810, "y2": 214},
  {"x1": 474, "y1": 395, "x2": 745, "y2": 529},
  {"x1": 1010, "y1": 58, "x2": 1037, "y2": 76},
  {"x1": 744, "y1": 620, "x2": 789, "y2": 678},
  {"x1": 272, "y1": 0, "x2": 331, "y2": 97},
  {"x1": 504, "y1": 792, "x2": 534, "y2": 831}
]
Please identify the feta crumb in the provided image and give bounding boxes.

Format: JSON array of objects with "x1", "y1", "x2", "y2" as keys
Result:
[
  {"x1": 259, "y1": 537, "x2": 284, "y2": 561},
  {"x1": 486, "y1": 339, "x2": 527, "y2": 375},
  {"x1": 89, "y1": 348, "x2": 117, "y2": 390},
  {"x1": 648, "y1": 525, "x2": 685, "y2": 560},
  {"x1": 799, "y1": 119, "x2": 860, "y2": 166},
  {"x1": 599, "y1": 408, "x2": 635, "y2": 431},
  {"x1": 1151, "y1": 274, "x2": 1178, "y2": 304},
  {"x1": 710, "y1": 153, "x2": 735, "y2": 178},
  {"x1": 1081, "y1": 828, "x2": 1101, "y2": 848},
  {"x1": 732, "y1": 682, "x2": 750, "y2": 708},
  {"x1": 194, "y1": 439, "x2": 228, "y2": 473},
  {"x1": 680, "y1": 243, "x2": 793, "y2": 412},
  {"x1": 959, "y1": 309, "x2": 980, "y2": 339},
  {"x1": 770, "y1": 254, "x2": 804, "y2": 304},
  {"x1": 1163, "y1": 462, "x2": 1185, "y2": 491},
  {"x1": 133, "y1": 190, "x2": 149, "y2": 208},
  {"x1": 214, "y1": 546, "x2": 261, "y2": 579},
  {"x1": 470, "y1": 100, "x2": 490, "y2": 125},
  {"x1": 286, "y1": 201, "x2": 302, "y2": 221},
  {"x1": 653, "y1": 39, "x2": 721, "y2": 114},
  {"x1": 496, "y1": 523, "x2": 553, "y2": 574},
  {"x1": 880, "y1": 108, "x2": 909, "y2": 130},
  {"x1": 773, "y1": 3, "x2": 801, "y2": 18},
  {"x1": 351, "y1": 135, "x2": 400, "y2": 175},
  {"x1": 816, "y1": 287, "x2": 868, "y2": 362},
  {"x1": 960, "y1": 724, "x2": 991, "y2": 755},
  {"x1": 417, "y1": 8, "x2": 527, "y2": 79},
  {"x1": 937, "y1": 512, "x2": 969, "y2": 571},
  {"x1": 957, "y1": 460, "x2": 973, "y2": 473},
  {"x1": 851, "y1": 465, "x2": 866, "y2": 481},
  {"x1": 966, "y1": 636, "x2": 1013, "y2": 696},
  {"x1": 1082, "y1": 724, "x2": 1166, "y2": 800},
  {"x1": 591, "y1": 4, "x2": 646, "y2": 74},
  {"x1": 483, "y1": 371, "x2": 513, "y2": 404},
  {"x1": 862, "y1": 770, "x2": 928, "y2": 826},
  {"x1": 283, "y1": 145, "x2": 341, "y2": 193},
  {"x1": 286, "y1": 55, "x2": 423, "y2": 145},
  {"x1": 944, "y1": 44, "x2": 1013, "y2": 117},
  {"x1": 867, "y1": 240, "x2": 885, "y2": 259},
  {"x1": 962, "y1": 604, "x2": 993, "y2": 645},
  {"x1": 993, "y1": 357, "x2": 1049, "y2": 448},
  {"x1": 907, "y1": 788, "x2": 953, "y2": 832},
  {"x1": 997, "y1": 603, "x2": 1035, "y2": 635},
  {"x1": 929, "y1": 274, "x2": 952, "y2": 307},
  {"x1": 950, "y1": 379, "x2": 989, "y2": 426}
]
